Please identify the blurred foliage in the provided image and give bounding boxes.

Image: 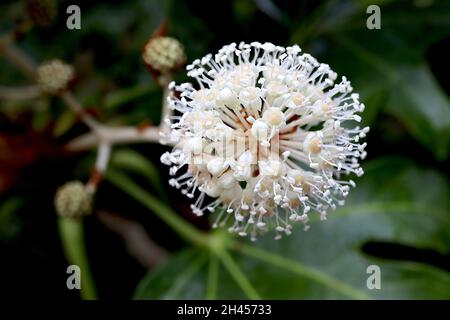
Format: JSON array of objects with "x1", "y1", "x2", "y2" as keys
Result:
[
  {"x1": 0, "y1": 0, "x2": 449, "y2": 299},
  {"x1": 311, "y1": 0, "x2": 450, "y2": 160},
  {"x1": 0, "y1": 197, "x2": 24, "y2": 240},
  {"x1": 133, "y1": 157, "x2": 450, "y2": 299}
]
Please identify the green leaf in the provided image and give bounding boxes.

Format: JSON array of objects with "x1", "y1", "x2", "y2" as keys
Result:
[
  {"x1": 335, "y1": 36, "x2": 450, "y2": 160},
  {"x1": 0, "y1": 197, "x2": 24, "y2": 240},
  {"x1": 31, "y1": 102, "x2": 51, "y2": 131},
  {"x1": 294, "y1": 0, "x2": 450, "y2": 159},
  {"x1": 104, "y1": 84, "x2": 158, "y2": 111},
  {"x1": 387, "y1": 66, "x2": 450, "y2": 160},
  {"x1": 53, "y1": 109, "x2": 77, "y2": 137},
  {"x1": 133, "y1": 158, "x2": 450, "y2": 299},
  {"x1": 134, "y1": 250, "x2": 208, "y2": 299}
]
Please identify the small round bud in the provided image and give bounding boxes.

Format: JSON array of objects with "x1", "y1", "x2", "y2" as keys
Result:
[
  {"x1": 36, "y1": 59, "x2": 74, "y2": 95},
  {"x1": 142, "y1": 36, "x2": 186, "y2": 74},
  {"x1": 54, "y1": 181, "x2": 92, "y2": 218},
  {"x1": 26, "y1": 0, "x2": 58, "y2": 27}
]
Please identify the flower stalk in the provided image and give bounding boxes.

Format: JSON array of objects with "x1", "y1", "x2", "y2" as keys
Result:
[
  {"x1": 106, "y1": 169, "x2": 209, "y2": 246},
  {"x1": 58, "y1": 217, "x2": 97, "y2": 300}
]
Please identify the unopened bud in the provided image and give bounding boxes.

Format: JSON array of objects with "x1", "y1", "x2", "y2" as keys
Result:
[
  {"x1": 54, "y1": 181, "x2": 92, "y2": 218},
  {"x1": 142, "y1": 36, "x2": 186, "y2": 74},
  {"x1": 36, "y1": 59, "x2": 74, "y2": 95}
]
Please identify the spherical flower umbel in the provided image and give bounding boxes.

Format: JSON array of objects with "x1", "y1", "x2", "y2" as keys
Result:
[{"x1": 161, "y1": 42, "x2": 369, "y2": 240}]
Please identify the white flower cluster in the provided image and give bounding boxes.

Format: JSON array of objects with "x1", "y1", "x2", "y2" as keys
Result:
[{"x1": 161, "y1": 42, "x2": 369, "y2": 240}]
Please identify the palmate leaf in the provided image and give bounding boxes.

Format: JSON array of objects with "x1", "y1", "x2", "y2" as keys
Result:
[
  {"x1": 334, "y1": 37, "x2": 450, "y2": 160},
  {"x1": 293, "y1": 0, "x2": 450, "y2": 159},
  {"x1": 133, "y1": 157, "x2": 450, "y2": 299},
  {"x1": 133, "y1": 250, "x2": 208, "y2": 299}
]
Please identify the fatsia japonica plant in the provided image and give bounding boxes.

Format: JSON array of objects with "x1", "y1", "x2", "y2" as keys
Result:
[{"x1": 0, "y1": 0, "x2": 449, "y2": 301}]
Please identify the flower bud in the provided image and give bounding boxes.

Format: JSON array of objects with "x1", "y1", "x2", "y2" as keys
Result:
[
  {"x1": 54, "y1": 181, "x2": 92, "y2": 218},
  {"x1": 36, "y1": 59, "x2": 74, "y2": 95},
  {"x1": 142, "y1": 36, "x2": 186, "y2": 74}
]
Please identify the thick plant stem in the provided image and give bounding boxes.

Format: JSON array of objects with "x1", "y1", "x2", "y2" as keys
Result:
[
  {"x1": 105, "y1": 169, "x2": 209, "y2": 246},
  {"x1": 58, "y1": 217, "x2": 97, "y2": 300},
  {"x1": 205, "y1": 251, "x2": 219, "y2": 300},
  {"x1": 105, "y1": 170, "x2": 266, "y2": 300},
  {"x1": 0, "y1": 41, "x2": 36, "y2": 78},
  {"x1": 0, "y1": 85, "x2": 41, "y2": 100},
  {"x1": 65, "y1": 126, "x2": 161, "y2": 151},
  {"x1": 218, "y1": 250, "x2": 261, "y2": 300}
]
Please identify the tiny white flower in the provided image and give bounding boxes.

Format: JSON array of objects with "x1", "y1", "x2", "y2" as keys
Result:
[{"x1": 161, "y1": 42, "x2": 369, "y2": 240}]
